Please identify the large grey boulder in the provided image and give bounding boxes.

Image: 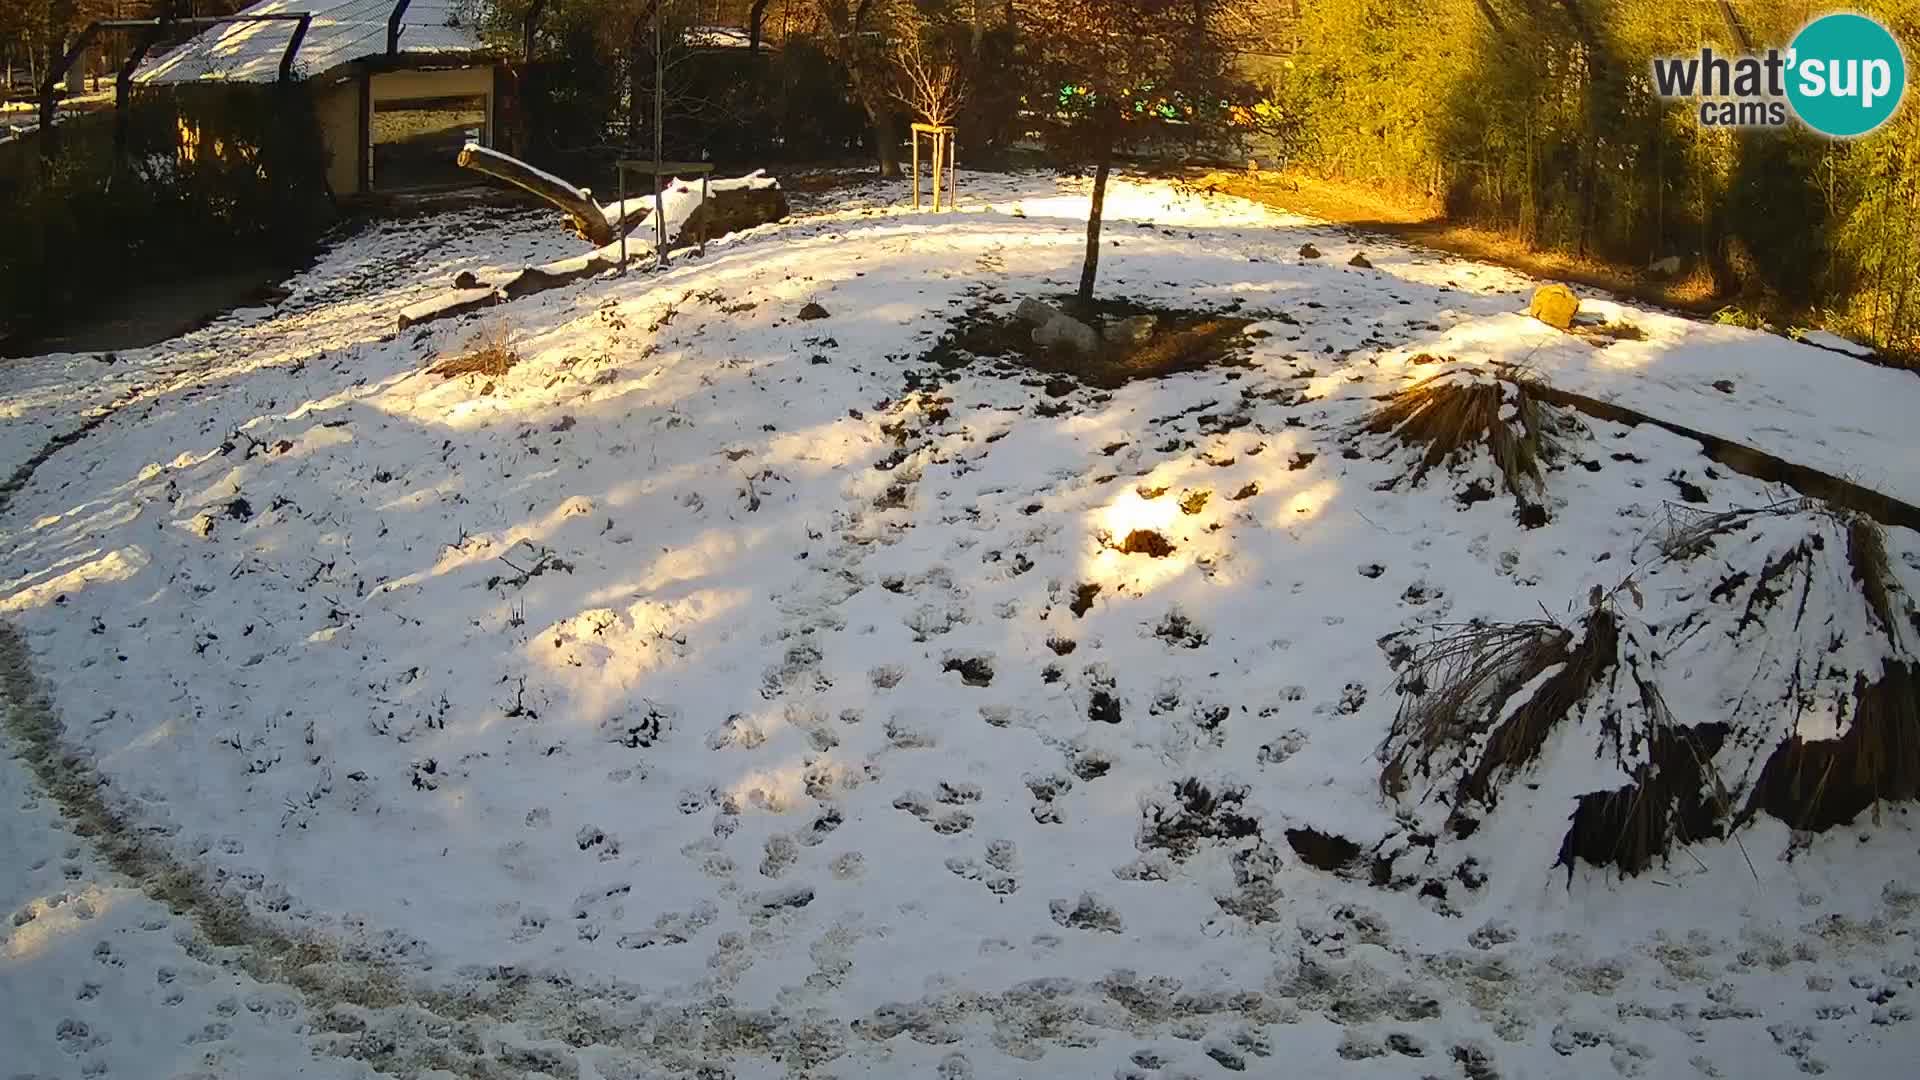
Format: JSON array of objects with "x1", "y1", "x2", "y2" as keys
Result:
[
  {"x1": 1015, "y1": 297, "x2": 1060, "y2": 325},
  {"x1": 1032, "y1": 311, "x2": 1100, "y2": 355}
]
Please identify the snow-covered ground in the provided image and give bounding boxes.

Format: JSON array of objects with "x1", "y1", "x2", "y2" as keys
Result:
[{"x1": 3, "y1": 171, "x2": 1918, "y2": 1079}]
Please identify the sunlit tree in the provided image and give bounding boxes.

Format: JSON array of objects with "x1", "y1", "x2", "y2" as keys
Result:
[{"x1": 1019, "y1": 0, "x2": 1250, "y2": 302}]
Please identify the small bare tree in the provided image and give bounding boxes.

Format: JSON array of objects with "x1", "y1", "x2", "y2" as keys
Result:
[{"x1": 889, "y1": 12, "x2": 967, "y2": 127}]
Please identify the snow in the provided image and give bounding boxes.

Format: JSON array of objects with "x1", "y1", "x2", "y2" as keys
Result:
[
  {"x1": 1793, "y1": 327, "x2": 1878, "y2": 358},
  {"x1": 3, "y1": 170, "x2": 1918, "y2": 1079},
  {"x1": 134, "y1": 0, "x2": 484, "y2": 86},
  {"x1": 600, "y1": 168, "x2": 782, "y2": 243}
]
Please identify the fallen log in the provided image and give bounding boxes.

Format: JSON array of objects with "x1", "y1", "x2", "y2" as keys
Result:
[
  {"x1": 401, "y1": 159, "x2": 791, "y2": 333},
  {"x1": 456, "y1": 143, "x2": 622, "y2": 246}
]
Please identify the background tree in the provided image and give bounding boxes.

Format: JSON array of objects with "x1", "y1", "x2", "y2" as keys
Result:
[
  {"x1": 889, "y1": 4, "x2": 967, "y2": 128},
  {"x1": 1262, "y1": 0, "x2": 1920, "y2": 356},
  {"x1": 812, "y1": 0, "x2": 904, "y2": 175},
  {"x1": 1019, "y1": 0, "x2": 1251, "y2": 302}
]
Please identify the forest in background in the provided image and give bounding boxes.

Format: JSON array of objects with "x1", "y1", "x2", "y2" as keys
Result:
[{"x1": 5, "y1": 0, "x2": 1917, "y2": 359}]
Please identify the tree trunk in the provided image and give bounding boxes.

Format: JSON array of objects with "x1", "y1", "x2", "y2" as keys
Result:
[
  {"x1": 871, "y1": 105, "x2": 901, "y2": 178},
  {"x1": 457, "y1": 143, "x2": 617, "y2": 245},
  {"x1": 1078, "y1": 143, "x2": 1113, "y2": 304},
  {"x1": 749, "y1": 0, "x2": 770, "y2": 57}
]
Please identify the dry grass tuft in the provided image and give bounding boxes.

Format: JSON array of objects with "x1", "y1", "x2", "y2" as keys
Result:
[
  {"x1": 1575, "y1": 320, "x2": 1646, "y2": 344},
  {"x1": 1460, "y1": 609, "x2": 1621, "y2": 806},
  {"x1": 1365, "y1": 367, "x2": 1563, "y2": 515},
  {"x1": 431, "y1": 323, "x2": 520, "y2": 379},
  {"x1": 1558, "y1": 722, "x2": 1731, "y2": 877},
  {"x1": 1653, "y1": 497, "x2": 1811, "y2": 560},
  {"x1": 1847, "y1": 515, "x2": 1902, "y2": 645},
  {"x1": 1747, "y1": 662, "x2": 1920, "y2": 831},
  {"x1": 1379, "y1": 616, "x2": 1574, "y2": 797}
]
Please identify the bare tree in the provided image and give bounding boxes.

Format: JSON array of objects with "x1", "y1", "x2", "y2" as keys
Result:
[
  {"x1": 813, "y1": 0, "x2": 903, "y2": 176},
  {"x1": 889, "y1": 10, "x2": 966, "y2": 127},
  {"x1": 1020, "y1": 0, "x2": 1250, "y2": 302}
]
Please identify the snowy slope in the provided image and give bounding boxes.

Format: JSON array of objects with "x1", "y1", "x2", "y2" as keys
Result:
[{"x1": 3, "y1": 171, "x2": 1917, "y2": 1079}]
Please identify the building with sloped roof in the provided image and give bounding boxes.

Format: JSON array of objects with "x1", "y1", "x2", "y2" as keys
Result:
[{"x1": 136, "y1": 0, "x2": 504, "y2": 194}]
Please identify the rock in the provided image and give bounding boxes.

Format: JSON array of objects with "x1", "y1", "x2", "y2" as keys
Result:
[
  {"x1": 798, "y1": 302, "x2": 830, "y2": 321},
  {"x1": 453, "y1": 270, "x2": 480, "y2": 289},
  {"x1": 1032, "y1": 312, "x2": 1099, "y2": 355},
  {"x1": 1647, "y1": 254, "x2": 1683, "y2": 277},
  {"x1": 1014, "y1": 297, "x2": 1059, "y2": 325},
  {"x1": 1527, "y1": 284, "x2": 1580, "y2": 330},
  {"x1": 1103, "y1": 314, "x2": 1157, "y2": 347},
  {"x1": 1299, "y1": 243, "x2": 1322, "y2": 259},
  {"x1": 1348, "y1": 253, "x2": 1373, "y2": 268},
  {"x1": 678, "y1": 184, "x2": 791, "y2": 244}
]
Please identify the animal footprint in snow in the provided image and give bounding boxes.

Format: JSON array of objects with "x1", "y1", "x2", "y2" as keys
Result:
[
  {"x1": 1069, "y1": 747, "x2": 1112, "y2": 779},
  {"x1": 1024, "y1": 772, "x2": 1073, "y2": 824},
  {"x1": 706, "y1": 714, "x2": 766, "y2": 750},
  {"x1": 760, "y1": 834, "x2": 799, "y2": 877},
  {"x1": 800, "y1": 808, "x2": 843, "y2": 846},
  {"x1": 1049, "y1": 892, "x2": 1124, "y2": 933},
  {"x1": 932, "y1": 811, "x2": 973, "y2": 834},
  {"x1": 906, "y1": 602, "x2": 969, "y2": 641},
  {"x1": 884, "y1": 715, "x2": 934, "y2": 748},
  {"x1": 510, "y1": 909, "x2": 549, "y2": 943},
  {"x1": 1083, "y1": 664, "x2": 1123, "y2": 725},
  {"x1": 1313, "y1": 683, "x2": 1367, "y2": 716},
  {"x1": 937, "y1": 781, "x2": 981, "y2": 804},
  {"x1": 1257, "y1": 729, "x2": 1309, "y2": 765},
  {"x1": 940, "y1": 651, "x2": 995, "y2": 686}
]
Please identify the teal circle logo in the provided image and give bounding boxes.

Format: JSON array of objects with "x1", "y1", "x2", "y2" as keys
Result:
[{"x1": 1787, "y1": 13, "x2": 1907, "y2": 137}]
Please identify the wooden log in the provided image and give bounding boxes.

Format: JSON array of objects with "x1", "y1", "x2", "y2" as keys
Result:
[
  {"x1": 397, "y1": 286, "x2": 499, "y2": 331},
  {"x1": 396, "y1": 176, "x2": 791, "y2": 332},
  {"x1": 671, "y1": 184, "x2": 791, "y2": 250},
  {"x1": 457, "y1": 143, "x2": 615, "y2": 246}
]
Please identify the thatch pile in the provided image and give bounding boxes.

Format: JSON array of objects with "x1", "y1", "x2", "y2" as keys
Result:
[
  {"x1": 1379, "y1": 503, "x2": 1920, "y2": 878},
  {"x1": 1361, "y1": 366, "x2": 1569, "y2": 524}
]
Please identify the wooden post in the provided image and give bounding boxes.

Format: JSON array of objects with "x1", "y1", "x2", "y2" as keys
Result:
[
  {"x1": 909, "y1": 124, "x2": 956, "y2": 213},
  {"x1": 652, "y1": 0, "x2": 665, "y2": 268}
]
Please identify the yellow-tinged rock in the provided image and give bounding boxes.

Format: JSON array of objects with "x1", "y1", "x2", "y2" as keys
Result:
[{"x1": 1528, "y1": 284, "x2": 1580, "y2": 330}]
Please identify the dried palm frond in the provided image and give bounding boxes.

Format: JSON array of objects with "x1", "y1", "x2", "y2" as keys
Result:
[
  {"x1": 1379, "y1": 617, "x2": 1572, "y2": 797},
  {"x1": 1366, "y1": 368, "x2": 1557, "y2": 492},
  {"x1": 1460, "y1": 608, "x2": 1621, "y2": 806},
  {"x1": 1847, "y1": 515, "x2": 1904, "y2": 647},
  {"x1": 1652, "y1": 497, "x2": 1812, "y2": 561},
  {"x1": 1558, "y1": 721, "x2": 1731, "y2": 878},
  {"x1": 1747, "y1": 662, "x2": 1920, "y2": 831}
]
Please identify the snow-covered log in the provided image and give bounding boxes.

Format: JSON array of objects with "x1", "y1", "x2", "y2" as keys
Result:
[
  {"x1": 397, "y1": 170, "x2": 789, "y2": 332},
  {"x1": 456, "y1": 143, "x2": 625, "y2": 246}
]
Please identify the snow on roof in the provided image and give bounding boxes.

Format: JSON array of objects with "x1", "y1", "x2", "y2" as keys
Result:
[
  {"x1": 683, "y1": 25, "x2": 754, "y2": 49},
  {"x1": 135, "y1": 0, "x2": 488, "y2": 86}
]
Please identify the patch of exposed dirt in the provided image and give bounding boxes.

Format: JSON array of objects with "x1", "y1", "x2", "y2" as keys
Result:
[{"x1": 924, "y1": 301, "x2": 1255, "y2": 389}]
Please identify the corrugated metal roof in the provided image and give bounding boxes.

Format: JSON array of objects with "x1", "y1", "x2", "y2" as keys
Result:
[{"x1": 135, "y1": 0, "x2": 488, "y2": 85}]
